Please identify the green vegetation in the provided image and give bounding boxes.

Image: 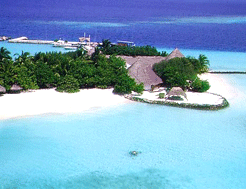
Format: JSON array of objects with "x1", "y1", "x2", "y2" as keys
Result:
[
  {"x1": 153, "y1": 56, "x2": 210, "y2": 92},
  {"x1": 167, "y1": 96, "x2": 184, "y2": 101},
  {"x1": 158, "y1": 93, "x2": 165, "y2": 99},
  {"x1": 127, "y1": 95, "x2": 229, "y2": 111},
  {"x1": 0, "y1": 47, "x2": 143, "y2": 94},
  {"x1": 99, "y1": 39, "x2": 168, "y2": 57},
  {"x1": 56, "y1": 75, "x2": 80, "y2": 93},
  {"x1": 191, "y1": 77, "x2": 210, "y2": 92}
]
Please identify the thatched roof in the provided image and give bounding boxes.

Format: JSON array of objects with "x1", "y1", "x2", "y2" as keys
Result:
[
  {"x1": 166, "y1": 48, "x2": 185, "y2": 61},
  {"x1": 117, "y1": 48, "x2": 185, "y2": 90},
  {"x1": 166, "y1": 87, "x2": 186, "y2": 98},
  {"x1": 0, "y1": 85, "x2": 6, "y2": 93},
  {"x1": 10, "y1": 84, "x2": 23, "y2": 91},
  {"x1": 126, "y1": 56, "x2": 166, "y2": 90}
]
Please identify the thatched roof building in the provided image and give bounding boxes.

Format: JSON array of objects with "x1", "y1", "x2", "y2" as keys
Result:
[
  {"x1": 127, "y1": 56, "x2": 166, "y2": 90},
  {"x1": 0, "y1": 85, "x2": 6, "y2": 93},
  {"x1": 166, "y1": 48, "x2": 185, "y2": 61},
  {"x1": 120, "y1": 48, "x2": 185, "y2": 90},
  {"x1": 166, "y1": 87, "x2": 187, "y2": 99},
  {"x1": 10, "y1": 84, "x2": 23, "y2": 91}
]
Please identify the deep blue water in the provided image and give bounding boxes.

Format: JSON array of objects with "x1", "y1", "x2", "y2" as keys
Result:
[{"x1": 1, "y1": 1, "x2": 246, "y2": 52}]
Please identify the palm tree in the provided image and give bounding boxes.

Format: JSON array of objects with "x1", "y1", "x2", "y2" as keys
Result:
[
  {"x1": 100, "y1": 39, "x2": 111, "y2": 53},
  {"x1": 0, "y1": 58, "x2": 15, "y2": 90},
  {"x1": 14, "y1": 51, "x2": 30, "y2": 65},
  {"x1": 198, "y1": 54, "x2": 210, "y2": 73},
  {"x1": 0, "y1": 47, "x2": 11, "y2": 60}
]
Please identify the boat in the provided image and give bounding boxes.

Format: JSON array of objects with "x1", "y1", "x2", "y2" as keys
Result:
[
  {"x1": 64, "y1": 46, "x2": 77, "y2": 50},
  {"x1": 53, "y1": 40, "x2": 65, "y2": 47}
]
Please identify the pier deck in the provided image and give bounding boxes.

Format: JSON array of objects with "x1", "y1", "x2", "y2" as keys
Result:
[
  {"x1": 7, "y1": 36, "x2": 98, "y2": 52},
  {"x1": 9, "y1": 39, "x2": 54, "y2": 44}
]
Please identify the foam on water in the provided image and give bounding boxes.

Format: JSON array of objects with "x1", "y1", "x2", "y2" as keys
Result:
[
  {"x1": 2, "y1": 17, "x2": 246, "y2": 52},
  {"x1": 34, "y1": 21, "x2": 129, "y2": 28},
  {"x1": 149, "y1": 16, "x2": 246, "y2": 24}
]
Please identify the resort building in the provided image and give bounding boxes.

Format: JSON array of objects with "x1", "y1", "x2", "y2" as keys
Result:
[
  {"x1": 165, "y1": 48, "x2": 185, "y2": 61},
  {"x1": 117, "y1": 41, "x2": 135, "y2": 47},
  {"x1": 79, "y1": 33, "x2": 91, "y2": 45},
  {"x1": 166, "y1": 87, "x2": 187, "y2": 100},
  {"x1": 123, "y1": 48, "x2": 185, "y2": 90}
]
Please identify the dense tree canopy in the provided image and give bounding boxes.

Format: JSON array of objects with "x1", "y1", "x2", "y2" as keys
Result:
[
  {"x1": 0, "y1": 47, "x2": 11, "y2": 60},
  {"x1": 0, "y1": 48, "x2": 144, "y2": 94},
  {"x1": 99, "y1": 39, "x2": 168, "y2": 57},
  {"x1": 153, "y1": 56, "x2": 210, "y2": 92}
]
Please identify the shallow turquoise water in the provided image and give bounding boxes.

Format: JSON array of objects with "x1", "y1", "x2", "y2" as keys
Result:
[
  {"x1": 158, "y1": 48, "x2": 246, "y2": 71},
  {"x1": 0, "y1": 44, "x2": 246, "y2": 188},
  {"x1": 1, "y1": 87, "x2": 246, "y2": 188},
  {"x1": 1, "y1": 42, "x2": 245, "y2": 71},
  {"x1": 0, "y1": 41, "x2": 68, "y2": 57}
]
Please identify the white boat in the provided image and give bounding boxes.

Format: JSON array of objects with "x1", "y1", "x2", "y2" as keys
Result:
[
  {"x1": 64, "y1": 46, "x2": 77, "y2": 50},
  {"x1": 53, "y1": 40, "x2": 65, "y2": 47}
]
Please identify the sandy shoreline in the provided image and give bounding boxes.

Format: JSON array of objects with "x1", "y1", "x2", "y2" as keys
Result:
[
  {"x1": 199, "y1": 73, "x2": 244, "y2": 102},
  {"x1": 0, "y1": 73, "x2": 239, "y2": 120},
  {"x1": 0, "y1": 88, "x2": 131, "y2": 120}
]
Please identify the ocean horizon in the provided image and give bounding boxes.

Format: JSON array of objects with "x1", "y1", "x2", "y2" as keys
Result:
[{"x1": 1, "y1": 0, "x2": 246, "y2": 188}]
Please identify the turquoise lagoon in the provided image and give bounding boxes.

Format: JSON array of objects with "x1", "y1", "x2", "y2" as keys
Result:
[
  {"x1": 158, "y1": 47, "x2": 246, "y2": 71},
  {"x1": 1, "y1": 41, "x2": 69, "y2": 57},
  {"x1": 0, "y1": 43, "x2": 246, "y2": 188},
  {"x1": 2, "y1": 41, "x2": 246, "y2": 71}
]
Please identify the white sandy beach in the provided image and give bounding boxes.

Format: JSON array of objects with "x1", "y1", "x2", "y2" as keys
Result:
[
  {"x1": 135, "y1": 73, "x2": 241, "y2": 106},
  {"x1": 199, "y1": 73, "x2": 244, "y2": 101},
  {"x1": 0, "y1": 88, "x2": 131, "y2": 120},
  {"x1": 0, "y1": 73, "x2": 240, "y2": 120}
]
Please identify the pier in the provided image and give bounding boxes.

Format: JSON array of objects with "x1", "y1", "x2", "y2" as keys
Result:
[
  {"x1": 0, "y1": 36, "x2": 11, "y2": 41},
  {"x1": 6, "y1": 36, "x2": 98, "y2": 54},
  {"x1": 8, "y1": 37, "x2": 54, "y2": 44}
]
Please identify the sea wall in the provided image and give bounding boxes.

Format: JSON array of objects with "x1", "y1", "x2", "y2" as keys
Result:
[{"x1": 125, "y1": 93, "x2": 229, "y2": 111}]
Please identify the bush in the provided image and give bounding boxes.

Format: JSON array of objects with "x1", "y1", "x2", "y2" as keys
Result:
[
  {"x1": 153, "y1": 58, "x2": 196, "y2": 89},
  {"x1": 167, "y1": 96, "x2": 184, "y2": 101},
  {"x1": 159, "y1": 93, "x2": 165, "y2": 99},
  {"x1": 134, "y1": 83, "x2": 144, "y2": 94},
  {"x1": 56, "y1": 75, "x2": 80, "y2": 93},
  {"x1": 0, "y1": 48, "x2": 144, "y2": 94},
  {"x1": 97, "y1": 85, "x2": 107, "y2": 89},
  {"x1": 35, "y1": 62, "x2": 55, "y2": 88},
  {"x1": 113, "y1": 76, "x2": 135, "y2": 94},
  {"x1": 191, "y1": 78, "x2": 210, "y2": 92},
  {"x1": 99, "y1": 40, "x2": 168, "y2": 57}
]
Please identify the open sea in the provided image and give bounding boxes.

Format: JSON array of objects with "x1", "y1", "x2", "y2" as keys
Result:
[{"x1": 1, "y1": 0, "x2": 246, "y2": 188}]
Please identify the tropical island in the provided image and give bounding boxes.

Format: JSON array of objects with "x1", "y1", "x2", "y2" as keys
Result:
[
  {"x1": 98, "y1": 40, "x2": 229, "y2": 110},
  {"x1": 0, "y1": 39, "x2": 229, "y2": 120}
]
